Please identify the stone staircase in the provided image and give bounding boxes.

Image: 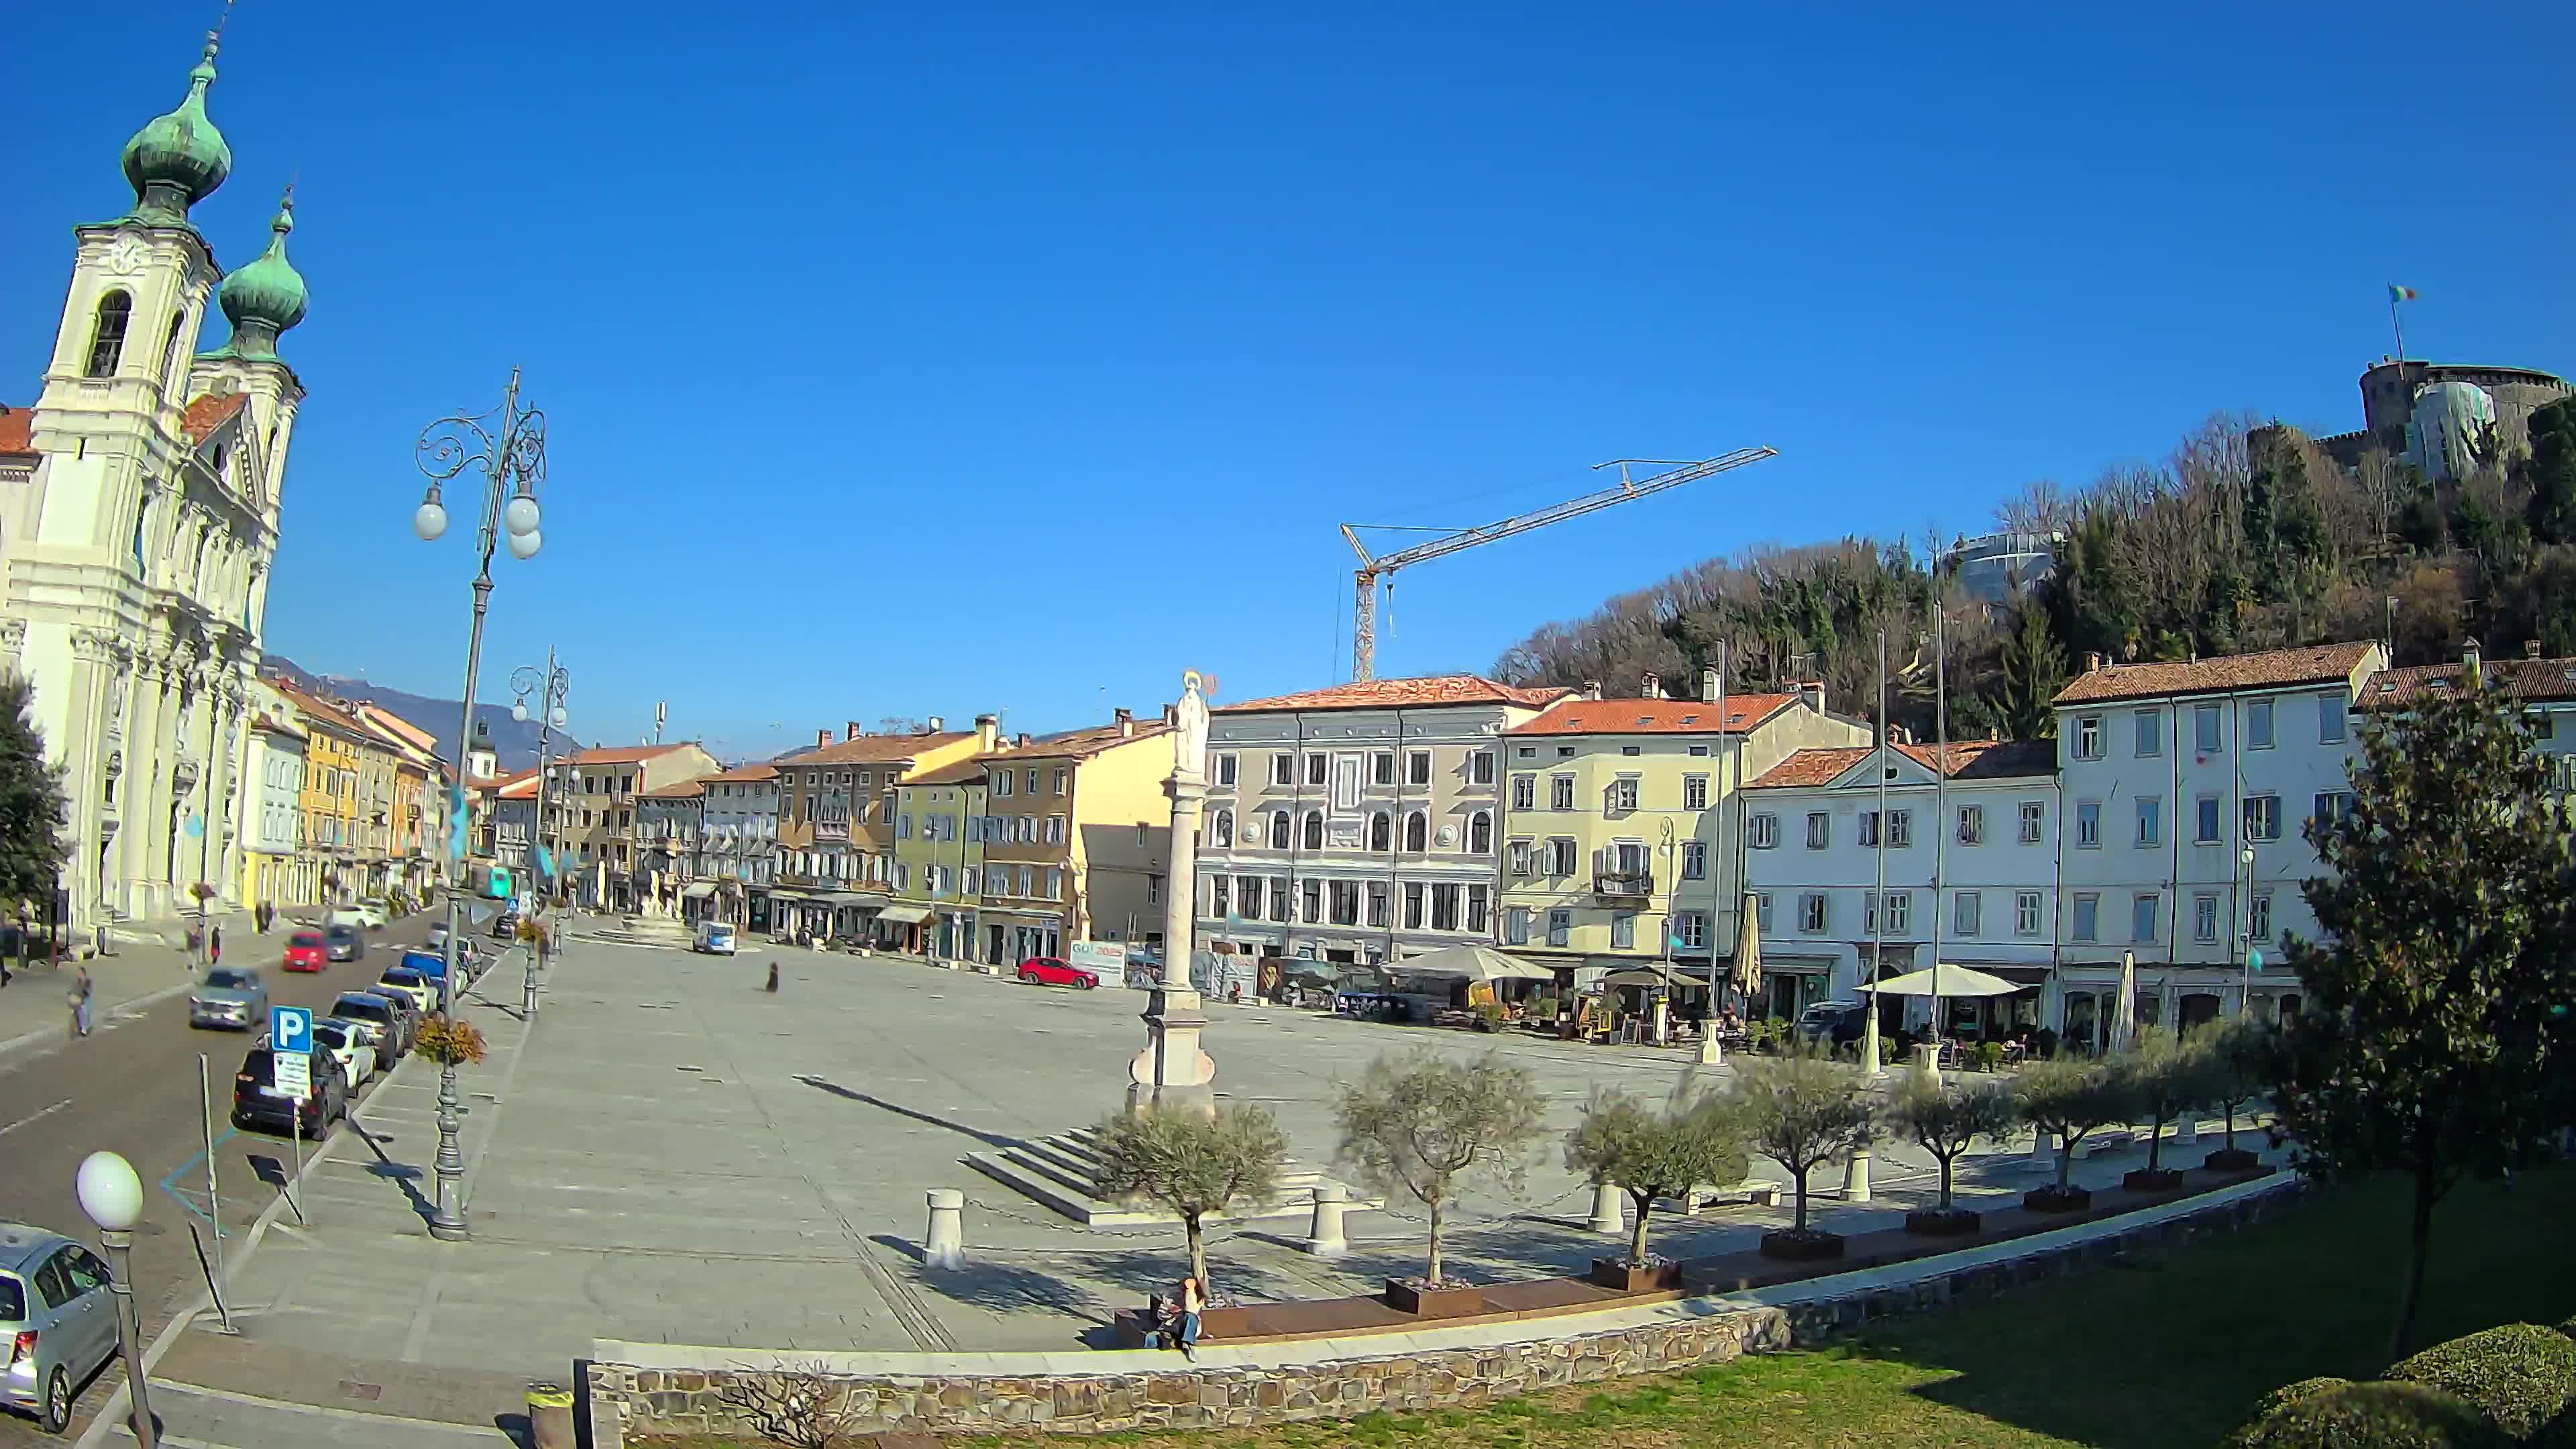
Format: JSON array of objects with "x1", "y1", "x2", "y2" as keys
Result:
[{"x1": 964, "y1": 1124, "x2": 1379, "y2": 1228}]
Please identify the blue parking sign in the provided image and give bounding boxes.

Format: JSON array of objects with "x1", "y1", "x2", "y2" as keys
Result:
[{"x1": 271, "y1": 1005, "x2": 313, "y2": 1055}]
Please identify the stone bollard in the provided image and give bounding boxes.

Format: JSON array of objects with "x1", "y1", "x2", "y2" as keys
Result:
[
  {"x1": 1587, "y1": 1181, "x2": 1626, "y2": 1236},
  {"x1": 1300, "y1": 1183, "x2": 1350, "y2": 1257},
  {"x1": 2174, "y1": 1112, "x2": 2197, "y2": 1147},
  {"x1": 525, "y1": 1382, "x2": 575, "y2": 1449},
  {"x1": 2029, "y1": 1126, "x2": 2055, "y2": 1168},
  {"x1": 926, "y1": 1189, "x2": 965, "y2": 1269},
  {"x1": 1842, "y1": 1147, "x2": 1872, "y2": 1203}
]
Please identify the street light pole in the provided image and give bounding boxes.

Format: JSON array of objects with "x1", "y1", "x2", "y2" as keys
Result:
[
  {"x1": 413, "y1": 368, "x2": 548, "y2": 1243},
  {"x1": 513, "y1": 652, "x2": 570, "y2": 1019},
  {"x1": 76, "y1": 1151, "x2": 154, "y2": 1449}
]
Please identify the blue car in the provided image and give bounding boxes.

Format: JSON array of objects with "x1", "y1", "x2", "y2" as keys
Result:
[{"x1": 399, "y1": 949, "x2": 474, "y2": 989}]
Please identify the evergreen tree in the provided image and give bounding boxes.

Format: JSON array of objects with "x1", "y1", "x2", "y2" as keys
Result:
[
  {"x1": 2522, "y1": 395, "x2": 2576, "y2": 546},
  {"x1": 1994, "y1": 603, "x2": 2065, "y2": 740},
  {"x1": 0, "y1": 676, "x2": 70, "y2": 911},
  {"x1": 2267, "y1": 679, "x2": 2576, "y2": 1361}
]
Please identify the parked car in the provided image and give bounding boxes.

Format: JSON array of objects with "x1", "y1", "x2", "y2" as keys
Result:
[
  {"x1": 374, "y1": 966, "x2": 437, "y2": 1015},
  {"x1": 490, "y1": 909, "x2": 520, "y2": 941},
  {"x1": 323, "y1": 923, "x2": 366, "y2": 963},
  {"x1": 329, "y1": 992, "x2": 407, "y2": 1069},
  {"x1": 231, "y1": 1044, "x2": 349, "y2": 1136},
  {"x1": 281, "y1": 930, "x2": 327, "y2": 973},
  {"x1": 693, "y1": 920, "x2": 737, "y2": 955},
  {"x1": 1016, "y1": 957, "x2": 1099, "y2": 990},
  {"x1": 328, "y1": 902, "x2": 386, "y2": 932},
  {"x1": 189, "y1": 967, "x2": 269, "y2": 1031},
  {"x1": 1794, "y1": 1000, "x2": 1874, "y2": 1051},
  {"x1": 363, "y1": 988, "x2": 422, "y2": 1053},
  {"x1": 399, "y1": 949, "x2": 468, "y2": 994},
  {"x1": 424, "y1": 920, "x2": 453, "y2": 954},
  {"x1": 311, "y1": 1018, "x2": 376, "y2": 1090},
  {"x1": 0, "y1": 1224, "x2": 121, "y2": 1434}
]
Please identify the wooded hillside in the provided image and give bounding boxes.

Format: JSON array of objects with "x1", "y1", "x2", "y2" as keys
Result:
[{"x1": 1491, "y1": 397, "x2": 2576, "y2": 743}]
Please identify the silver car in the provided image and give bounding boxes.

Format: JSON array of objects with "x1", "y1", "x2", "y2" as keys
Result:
[
  {"x1": 0, "y1": 1224, "x2": 121, "y2": 1434},
  {"x1": 189, "y1": 967, "x2": 270, "y2": 1032}
]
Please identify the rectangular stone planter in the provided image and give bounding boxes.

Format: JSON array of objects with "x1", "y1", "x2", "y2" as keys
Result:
[
  {"x1": 1383, "y1": 1279, "x2": 1487, "y2": 1318},
  {"x1": 2202, "y1": 1147, "x2": 2260, "y2": 1172},
  {"x1": 2122, "y1": 1168, "x2": 2185, "y2": 1193},
  {"x1": 1902, "y1": 1208, "x2": 1982, "y2": 1237},
  {"x1": 1759, "y1": 1230, "x2": 1846, "y2": 1263},
  {"x1": 1589, "y1": 1258, "x2": 1683, "y2": 1293},
  {"x1": 2023, "y1": 1185, "x2": 2093, "y2": 1213}
]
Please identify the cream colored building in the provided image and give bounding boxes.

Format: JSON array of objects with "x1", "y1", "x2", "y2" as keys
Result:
[
  {"x1": 970, "y1": 711, "x2": 1174, "y2": 965},
  {"x1": 1, "y1": 35, "x2": 311, "y2": 927},
  {"x1": 235, "y1": 678, "x2": 313, "y2": 910},
  {"x1": 768, "y1": 721, "x2": 985, "y2": 942},
  {"x1": 547, "y1": 742, "x2": 720, "y2": 912}
]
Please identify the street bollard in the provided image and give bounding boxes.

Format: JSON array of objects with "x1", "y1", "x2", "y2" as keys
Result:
[
  {"x1": 1587, "y1": 1181, "x2": 1625, "y2": 1236},
  {"x1": 1842, "y1": 1146, "x2": 1872, "y2": 1203},
  {"x1": 2174, "y1": 1112, "x2": 2197, "y2": 1147},
  {"x1": 925, "y1": 1189, "x2": 965, "y2": 1269},
  {"x1": 525, "y1": 1382, "x2": 575, "y2": 1449},
  {"x1": 2029, "y1": 1126, "x2": 2056, "y2": 1169},
  {"x1": 1299, "y1": 1183, "x2": 1349, "y2": 1257}
]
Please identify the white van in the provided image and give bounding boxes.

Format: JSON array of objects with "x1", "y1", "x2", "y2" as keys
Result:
[{"x1": 692, "y1": 920, "x2": 737, "y2": 955}]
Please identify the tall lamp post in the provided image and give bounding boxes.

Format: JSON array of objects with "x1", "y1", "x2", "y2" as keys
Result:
[
  {"x1": 413, "y1": 368, "x2": 548, "y2": 1243},
  {"x1": 76, "y1": 1150, "x2": 154, "y2": 1449},
  {"x1": 512, "y1": 653, "x2": 570, "y2": 1019}
]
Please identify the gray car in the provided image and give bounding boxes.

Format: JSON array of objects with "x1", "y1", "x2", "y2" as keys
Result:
[
  {"x1": 189, "y1": 967, "x2": 269, "y2": 1032},
  {"x1": 0, "y1": 1224, "x2": 120, "y2": 1434}
]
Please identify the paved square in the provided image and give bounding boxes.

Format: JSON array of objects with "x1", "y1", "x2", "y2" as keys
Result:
[{"x1": 211, "y1": 934, "x2": 2165, "y2": 1379}]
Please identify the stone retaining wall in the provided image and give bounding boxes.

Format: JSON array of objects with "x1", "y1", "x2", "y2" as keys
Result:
[{"x1": 591, "y1": 1179, "x2": 2304, "y2": 1443}]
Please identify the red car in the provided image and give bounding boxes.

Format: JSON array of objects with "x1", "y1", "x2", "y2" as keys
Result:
[
  {"x1": 282, "y1": 930, "x2": 328, "y2": 973},
  {"x1": 1016, "y1": 957, "x2": 1097, "y2": 989}
]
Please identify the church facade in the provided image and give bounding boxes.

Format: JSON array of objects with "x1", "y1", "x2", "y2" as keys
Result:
[{"x1": 0, "y1": 32, "x2": 312, "y2": 928}]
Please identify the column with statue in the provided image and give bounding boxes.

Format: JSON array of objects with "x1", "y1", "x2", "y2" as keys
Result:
[{"x1": 1128, "y1": 670, "x2": 1216, "y2": 1114}]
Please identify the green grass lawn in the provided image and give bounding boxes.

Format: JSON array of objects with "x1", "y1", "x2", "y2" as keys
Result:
[{"x1": 682, "y1": 1167, "x2": 2576, "y2": 1449}]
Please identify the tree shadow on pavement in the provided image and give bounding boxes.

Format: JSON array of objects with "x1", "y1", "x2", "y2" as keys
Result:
[
  {"x1": 790, "y1": 1073, "x2": 1032, "y2": 1152},
  {"x1": 903, "y1": 1258, "x2": 1110, "y2": 1322}
]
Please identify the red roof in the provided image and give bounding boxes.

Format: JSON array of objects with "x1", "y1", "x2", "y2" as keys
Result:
[
  {"x1": 180, "y1": 394, "x2": 249, "y2": 444},
  {"x1": 1216, "y1": 675, "x2": 1572, "y2": 714},
  {"x1": 1506, "y1": 694, "x2": 1799, "y2": 737},
  {"x1": 706, "y1": 762, "x2": 779, "y2": 783},
  {"x1": 906, "y1": 757, "x2": 993, "y2": 788},
  {"x1": 570, "y1": 743, "x2": 694, "y2": 766},
  {"x1": 2052, "y1": 642, "x2": 2379, "y2": 706},
  {"x1": 1752, "y1": 739, "x2": 2055, "y2": 788},
  {"x1": 995, "y1": 720, "x2": 1170, "y2": 762},
  {"x1": 0, "y1": 404, "x2": 32, "y2": 456},
  {"x1": 789, "y1": 732, "x2": 973, "y2": 766},
  {"x1": 642, "y1": 780, "x2": 706, "y2": 800},
  {"x1": 2362, "y1": 655, "x2": 2576, "y2": 708}
]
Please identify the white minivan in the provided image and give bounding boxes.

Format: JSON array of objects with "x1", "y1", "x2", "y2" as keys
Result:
[{"x1": 692, "y1": 920, "x2": 737, "y2": 955}]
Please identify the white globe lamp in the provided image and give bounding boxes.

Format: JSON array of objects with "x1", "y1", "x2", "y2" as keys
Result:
[{"x1": 76, "y1": 1150, "x2": 144, "y2": 1232}]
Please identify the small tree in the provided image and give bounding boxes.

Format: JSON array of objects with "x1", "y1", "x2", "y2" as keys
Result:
[
  {"x1": 0, "y1": 676, "x2": 69, "y2": 914},
  {"x1": 2119, "y1": 1030, "x2": 2219, "y2": 1175},
  {"x1": 1091, "y1": 1104, "x2": 1288, "y2": 1296},
  {"x1": 2014, "y1": 1057, "x2": 2140, "y2": 1192},
  {"x1": 1883, "y1": 1073, "x2": 2020, "y2": 1214},
  {"x1": 1562, "y1": 1081, "x2": 1745, "y2": 1267},
  {"x1": 2186, "y1": 1016, "x2": 2268, "y2": 1155},
  {"x1": 1334, "y1": 1052, "x2": 1548, "y2": 1286},
  {"x1": 1732, "y1": 1048, "x2": 1878, "y2": 1234},
  {"x1": 2269, "y1": 683, "x2": 2576, "y2": 1360}
]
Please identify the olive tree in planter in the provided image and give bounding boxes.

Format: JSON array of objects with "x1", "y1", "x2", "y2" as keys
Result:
[
  {"x1": 1883, "y1": 1072, "x2": 2020, "y2": 1235},
  {"x1": 2186, "y1": 1017, "x2": 2268, "y2": 1172},
  {"x1": 2012, "y1": 1057, "x2": 2140, "y2": 1212},
  {"x1": 1334, "y1": 1051, "x2": 1548, "y2": 1317},
  {"x1": 2116, "y1": 1030, "x2": 2222, "y2": 1190},
  {"x1": 1562, "y1": 1081, "x2": 1744, "y2": 1291},
  {"x1": 1091, "y1": 1104, "x2": 1288, "y2": 1303},
  {"x1": 1732, "y1": 1047, "x2": 1878, "y2": 1260}
]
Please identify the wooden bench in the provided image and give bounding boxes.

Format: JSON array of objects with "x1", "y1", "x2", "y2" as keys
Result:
[
  {"x1": 2072, "y1": 1130, "x2": 2136, "y2": 1161},
  {"x1": 1658, "y1": 1179, "x2": 1787, "y2": 1214}
]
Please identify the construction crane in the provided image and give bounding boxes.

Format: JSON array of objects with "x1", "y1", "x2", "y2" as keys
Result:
[{"x1": 1339, "y1": 447, "x2": 1778, "y2": 682}]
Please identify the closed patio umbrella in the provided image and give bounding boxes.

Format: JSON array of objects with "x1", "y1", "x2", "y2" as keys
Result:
[
  {"x1": 1730, "y1": 894, "x2": 1763, "y2": 1010},
  {"x1": 2111, "y1": 950, "x2": 2139, "y2": 1055}
]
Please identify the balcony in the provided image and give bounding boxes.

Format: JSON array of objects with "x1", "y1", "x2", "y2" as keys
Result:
[{"x1": 1593, "y1": 870, "x2": 1654, "y2": 899}]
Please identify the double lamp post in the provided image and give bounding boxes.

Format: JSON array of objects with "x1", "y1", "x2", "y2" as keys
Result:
[{"x1": 513, "y1": 651, "x2": 572, "y2": 1018}]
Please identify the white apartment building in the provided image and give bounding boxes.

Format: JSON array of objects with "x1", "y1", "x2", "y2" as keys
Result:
[
  {"x1": 238, "y1": 682, "x2": 311, "y2": 910},
  {"x1": 2051, "y1": 641, "x2": 2386, "y2": 1046},
  {"x1": 1194, "y1": 676, "x2": 1570, "y2": 965},
  {"x1": 702, "y1": 762, "x2": 781, "y2": 928},
  {"x1": 1745, "y1": 739, "x2": 2059, "y2": 1029}
]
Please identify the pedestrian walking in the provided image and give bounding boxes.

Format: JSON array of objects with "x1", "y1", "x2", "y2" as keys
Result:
[
  {"x1": 765, "y1": 961, "x2": 780, "y2": 994},
  {"x1": 210, "y1": 922, "x2": 223, "y2": 965},
  {"x1": 70, "y1": 967, "x2": 93, "y2": 1038}
]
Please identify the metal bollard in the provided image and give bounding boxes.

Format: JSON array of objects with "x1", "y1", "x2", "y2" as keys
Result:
[
  {"x1": 1587, "y1": 1181, "x2": 1625, "y2": 1236},
  {"x1": 2029, "y1": 1126, "x2": 2056, "y2": 1168},
  {"x1": 2174, "y1": 1112, "x2": 2197, "y2": 1147},
  {"x1": 1842, "y1": 1147, "x2": 1872, "y2": 1203},
  {"x1": 525, "y1": 1382, "x2": 575, "y2": 1449},
  {"x1": 925, "y1": 1189, "x2": 965, "y2": 1269},
  {"x1": 1300, "y1": 1183, "x2": 1349, "y2": 1257}
]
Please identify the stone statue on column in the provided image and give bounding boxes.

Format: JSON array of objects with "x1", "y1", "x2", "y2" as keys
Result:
[{"x1": 1129, "y1": 669, "x2": 1216, "y2": 1115}]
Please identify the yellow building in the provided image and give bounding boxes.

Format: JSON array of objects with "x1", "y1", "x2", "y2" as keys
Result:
[
  {"x1": 892, "y1": 757, "x2": 995, "y2": 960},
  {"x1": 276, "y1": 683, "x2": 370, "y2": 904},
  {"x1": 1497, "y1": 674, "x2": 1866, "y2": 979}
]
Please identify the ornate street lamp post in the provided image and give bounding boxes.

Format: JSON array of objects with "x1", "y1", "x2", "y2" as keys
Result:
[
  {"x1": 512, "y1": 652, "x2": 570, "y2": 1019},
  {"x1": 76, "y1": 1151, "x2": 154, "y2": 1448},
  {"x1": 413, "y1": 368, "x2": 547, "y2": 1242}
]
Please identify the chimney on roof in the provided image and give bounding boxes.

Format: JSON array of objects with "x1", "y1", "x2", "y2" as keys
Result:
[
  {"x1": 924, "y1": 715, "x2": 944, "y2": 733},
  {"x1": 847, "y1": 720, "x2": 863, "y2": 741},
  {"x1": 816, "y1": 728, "x2": 831, "y2": 749},
  {"x1": 1582, "y1": 680, "x2": 1603, "y2": 701},
  {"x1": 1016, "y1": 732, "x2": 1031, "y2": 748},
  {"x1": 975, "y1": 713, "x2": 999, "y2": 753},
  {"x1": 1799, "y1": 680, "x2": 1825, "y2": 714},
  {"x1": 1114, "y1": 706, "x2": 1134, "y2": 737},
  {"x1": 1163, "y1": 703, "x2": 1178, "y2": 727},
  {"x1": 2084, "y1": 651, "x2": 2103, "y2": 674},
  {"x1": 1702, "y1": 667, "x2": 1720, "y2": 703},
  {"x1": 1641, "y1": 672, "x2": 1662, "y2": 700},
  {"x1": 2463, "y1": 637, "x2": 2482, "y2": 681},
  {"x1": 2527, "y1": 639, "x2": 2543, "y2": 659}
]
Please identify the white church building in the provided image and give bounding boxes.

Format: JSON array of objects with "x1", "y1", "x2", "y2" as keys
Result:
[{"x1": 0, "y1": 31, "x2": 311, "y2": 928}]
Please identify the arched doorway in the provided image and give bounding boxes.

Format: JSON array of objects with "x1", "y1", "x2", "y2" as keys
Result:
[
  {"x1": 2179, "y1": 992, "x2": 2222, "y2": 1031},
  {"x1": 2063, "y1": 991, "x2": 2098, "y2": 1054}
]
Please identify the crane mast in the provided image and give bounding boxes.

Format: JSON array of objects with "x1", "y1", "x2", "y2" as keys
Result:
[{"x1": 1342, "y1": 447, "x2": 1777, "y2": 682}]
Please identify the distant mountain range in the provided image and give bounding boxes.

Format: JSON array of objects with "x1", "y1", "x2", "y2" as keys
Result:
[{"x1": 258, "y1": 654, "x2": 555, "y2": 773}]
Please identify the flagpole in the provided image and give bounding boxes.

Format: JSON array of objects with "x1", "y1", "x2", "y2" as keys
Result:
[
  {"x1": 1931, "y1": 605, "x2": 1947, "y2": 1073},
  {"x1": 2390, "y1": 290, "x2": 2406, "y2": 367}
]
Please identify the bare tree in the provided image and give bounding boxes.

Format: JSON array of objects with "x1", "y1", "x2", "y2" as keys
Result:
[{"x1": 714, "y1": 1360, "x2": 867, "y2": 1449}]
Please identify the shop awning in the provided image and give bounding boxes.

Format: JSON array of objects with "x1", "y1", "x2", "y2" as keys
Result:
[
  {"x1": 813, "y1": 890, "x2": 888, "y2": 906},
  {"x1": 681, "y1": 882, "x2": 718, "y2": 900},
  {"x1": 878, "y1": 904, "x2": 934, "y2": 925}
]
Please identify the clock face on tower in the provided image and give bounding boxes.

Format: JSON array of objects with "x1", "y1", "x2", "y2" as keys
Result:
[{"x1": 103, "y1": 236, "x2": 149, "y2": 277}]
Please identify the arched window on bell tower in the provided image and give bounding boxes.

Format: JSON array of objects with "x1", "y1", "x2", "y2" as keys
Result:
[
  {"x1": 87, "y1": 290, "x2": 133, "y2": 377},
  {"x1": 158, "y1": 310, "x2": 186, "y2": 392}
]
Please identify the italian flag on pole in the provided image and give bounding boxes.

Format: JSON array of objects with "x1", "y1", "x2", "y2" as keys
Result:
[{"x1": 2390, "y1": 284, "x2": 2419, "y2": 303}]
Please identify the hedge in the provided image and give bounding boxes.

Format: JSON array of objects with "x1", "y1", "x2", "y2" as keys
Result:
[
  {"x1": 2387, "y1": 1324, "x2": 2576, "y2": 1438},
  {"x1": 2235, "y1": 1381, "x2": 2512, "y2": 1448}
]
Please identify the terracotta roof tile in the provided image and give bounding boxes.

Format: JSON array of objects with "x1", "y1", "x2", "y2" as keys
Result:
[
  {"x1": 180, "y1": 393, "x2": 248, "y2": 444},
  {"x1": 642, "y1": 780, "x2": 706, "y2": 799},
  {"x1": 2361, "y1": 655, "x2": 2576, "y2": 708},
  {"x1": 792, "y1": 732, "x2": 973, "y2": 766},
  {"x1": 2052, "y1": 641, "x2": 2379, "y2": 706},
  {"x1": 1506, "y1": 694, "x2": 1799, "y2": 737},
  {"x1": 905, "y1": 758, "x2": 993, "y2": 788},
  {"x1": 706, "y1": 763, "x2": 779, "y2": 783},
  {"x1": 1216, "y1": 675, "x2": 1572, "y2": 714},
  {"x1": 997, "y1": 721, "x2": 1171, "y2": 762},
  {"x1": 0, "y1": 404, "x2": 32, "y2": 455},
  {"x1": 1751, "y1": 738, "x2": 2055, "y2": 789},
  {"x1": 569, "y1": 743, "x2": 695, "y2": 765},
  {"x1": 268, "y1": 681, "x2": 372, "y2": 741}
]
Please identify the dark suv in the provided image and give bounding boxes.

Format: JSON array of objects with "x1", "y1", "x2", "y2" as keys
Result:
[
  {"x1": 231, "y1": 1045, "x2": 350, "y2": 1136},
  {"x1": 1794, "y1": 1000, "x2": 1874, "y2": 1051},
  {"x1": 330, "y1": 992, "x2": 409, "y2": 1068}
]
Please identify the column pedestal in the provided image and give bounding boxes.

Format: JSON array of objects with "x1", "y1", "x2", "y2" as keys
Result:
[
  {"x1": 1130, "y1": 722, "x2": 1216, "y2": 1116},
  {"x1": 1128, "y1": 986, "x2": 1217, "y2": 1115}
]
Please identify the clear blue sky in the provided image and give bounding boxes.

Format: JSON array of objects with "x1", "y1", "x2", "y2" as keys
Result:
[{"x1": 8, "y1": 3, "x2": 2570, "y2": 761}]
